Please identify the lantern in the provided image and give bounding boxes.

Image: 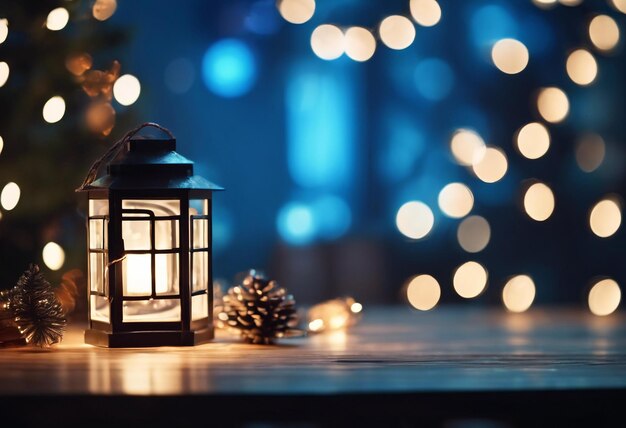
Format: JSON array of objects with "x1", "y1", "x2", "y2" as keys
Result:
[{"x1": 77, "y1": 124, "x2": 223, "y2": 347}]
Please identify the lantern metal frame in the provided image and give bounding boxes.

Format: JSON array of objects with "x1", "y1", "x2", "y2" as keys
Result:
[{"x1": 78, "y1": 136, "x2": 223, "y2": 347}]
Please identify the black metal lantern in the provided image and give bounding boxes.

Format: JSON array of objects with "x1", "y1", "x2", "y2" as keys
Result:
[{"x1": 77, "y1": 124, "x2": 223, "y2": 347}]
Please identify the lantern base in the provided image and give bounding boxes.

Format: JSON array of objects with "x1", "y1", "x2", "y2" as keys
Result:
[{"x1": 84, "y1": 327, "x2": 214, "y2": 348}]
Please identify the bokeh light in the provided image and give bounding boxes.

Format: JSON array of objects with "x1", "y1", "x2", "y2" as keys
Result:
[
  {"x1": 575, "y1": 133, "x2": 605, "y2": 173},
  {"x1": 414, "y1": 58, "x2": 454, "y2": 101},
  {"x1": 453, "y1": 261, "x2": 488, "y2": 299},
  {"x1": 379, "y1": 15, "x2": 416, "y2": 50},
  {"x1": 277, "y1": 202, "x2": 315, "y2": 245},
  {"x1": 0, "y1": 135, "x2": 3, "y2": 156},
  {"x1": 516, "y1": 122, "x2": 550, "y2": 159},
  {"x1": 396, "y1": 201, "x2": 434, "y2": 239},
  {"x1": 278, "y1": 0, "x2": 315, "y2": 24},
  {"x1": 589, "y1": 198, "x2": 621, "y2": 238},
  {"x1": 344, "y1": 27, "x2": 376, "y2": 62},
  {"x1": 202, "y1": 39, "x2": 257, "y2": 97},
  {"x1": 438, "y1": 182, "x2": 474, "y2": 218},
  {"x1": 310, "y1": 25, "x2": 344, "y2": 60},
  {"x1": 559, "y1": 0, "x2": 582, "y2": 5},
  {"x1": 588, "y1": 279, "x2": 621, "y2": 316},
  {"x1": 589, "y1": 15, "x2": 620, "y2": 51},
  {"x1": 113, "y1": 74, "x2": 141, "y2": 106},
  {"x1": 46, "y1": 7, "x2": 69, "y2": 31},
  {"x1": 92, "y1": 0, "x2": 117, "y2": 21},
  {"x1": 537, "y1": 87, "x2": 569, "y2": 123},
  {"x1": 457, "y1": 215, "x2": 491, "y2": 253},
  {"x1": 491, "y1": 38, "x2": 529, "y2": 75},
  {"x1": 566, "y1": 49, "x2": 597, "y2": 86},
  {"x1": 410, "y1": 0, "x2": 442, "y2": 27},
  {"x1": 42, "y1": 242, "x2": 65, "y2": 271},
  {"x1": 42, "y1": 96, "x2": 65, "y2": 124},
  {"x1": 502, "y1": 275, "x2": 536, "y2": 313},
  {"x1": 0, "y1": 182, "x2": 20, "y2": 211},
  {"x1": 472, "y1": 146, "x2": 508, "y2": 183},
  {"x1": 0, "y1": 61, "x2": 8, "y2": 87},
  {"x1": 407, "y1": 274, "x2": 441, "y2": 310},
  {"x1": 0, "y1": 19, "x2": 7, "y2": 44},
  {"x1": 523, "y1": 182, "x2": 555, "y2": 222},
  {"x1": 450, "y1": 129, "x2": 486, "y2": 166}
]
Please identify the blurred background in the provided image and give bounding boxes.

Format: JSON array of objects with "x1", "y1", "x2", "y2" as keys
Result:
[{"x1": 0, "y1": 0, "x2": 624, "y2": 315}]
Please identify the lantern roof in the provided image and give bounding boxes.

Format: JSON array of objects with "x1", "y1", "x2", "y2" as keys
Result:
[{"x1": 83, "y1": 138, "x2": 224, "y2": 191}]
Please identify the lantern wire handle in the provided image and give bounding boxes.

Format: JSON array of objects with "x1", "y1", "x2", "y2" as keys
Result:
[{"x1": 76, "y1": 122, "x2": 175, "y2": 192}]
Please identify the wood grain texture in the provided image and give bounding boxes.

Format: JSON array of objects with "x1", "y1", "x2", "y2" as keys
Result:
[{"x1": 0, "y1": 306, "x2": 624, "y2": 426}]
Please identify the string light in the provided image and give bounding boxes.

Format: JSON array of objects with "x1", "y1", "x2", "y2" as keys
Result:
[
  {"x1": 0, "y1": 19, "x2": 7, "y2": 44},
  {"x1": 113, "y1": 74, "x2": 141, "y2": 106},
  {"x1": 42, "y1": 242, "x2": 65, "y2": 271},
  {"x1": 379, "y1": 15, "x2": 416, "y2": 50},
  {"x1": 396, "y1": 201, "x2": 434, "y2": 239},
  {"x1": 491, "y1": 38, "x2": 529, "y2": 75},
  {"x1": 516, "y1": 122, "x2": 550, "y2": 159},
  {"x1": 457, "y1": 215, "x2": 491, "y2": 253},
  {"x1": 502, "y1": 275, "x2": 536, "y2": 313},
  {"x1": 344, "y1": 27, "x2": 376, "y2": 62},
  {"x1": 536, "y1": 87, "x2": 569, "y2": 123},
  {"x1": 589, "y1": 198, "x2": 621, "y2": 238},
  {"x1": 406, "y1": 274, "x2": 441, "y2": 310},
  {"x1": 0, "y1": 61, "x2": 9, "y2": 87},
  {"x1": 472, "y1": 146, "x2": 508, "y2": 183},
  {"x1": 566, "y1": 49, "x2": 597, "y2": 86},
  {"x1": 523, "y1": 182, "x2": 555, "y2": 222},
  {"x1": 307, "y1": 297, "x2": 362, "y2": 333},
  {"x1": 438, "y1": 182, "x2": 474, "y2": 218},
  {"x1": 410, "y1": 0, "x2": 442, "y2": 27},
  {"x1": 278, "y1": 0, "x2": 315, "y2": 25},
  {"x1": 588, "y1": 279, "x2": 621, "y2": 316},
  {"x1": 0, "y1": 182, "x2": 20, "y2": 211},
  {"x1": 46, "y1": 7, "x2": 69, "y2": 31},
  {"x1": 589, "y1": 15, "x2": 620, "y2": 51},
  {"x1": 42, "y1": 96, "x2": 66, "y2": 123},
  {"x1": 310, "y1": 25, "x2": 344, "y2": 60},
  {"x1": 453, "y1": 261, "x2": 488, "y2": 299}
]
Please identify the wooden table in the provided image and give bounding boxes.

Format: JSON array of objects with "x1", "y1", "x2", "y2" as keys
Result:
[{"x1": 0, "y1": 306, "x2": 625, "y2": 427}]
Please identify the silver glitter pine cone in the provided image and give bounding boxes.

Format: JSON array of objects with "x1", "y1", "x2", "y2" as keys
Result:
[{"x1": 223, "y1": 270, "x2": 301, "y2": 344}]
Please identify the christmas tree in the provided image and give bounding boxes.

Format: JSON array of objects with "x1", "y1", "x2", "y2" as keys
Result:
[{"x1": 0, "y1": 0, "x2": 137, "y2": 293}]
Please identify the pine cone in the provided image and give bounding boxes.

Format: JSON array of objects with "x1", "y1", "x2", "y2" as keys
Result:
[
  {"x1": 6, "y1": 264, "x2": 66, "y2": 347},
  {"x1": 223, "y1": 270, "x2": 301, "y2": 344}
]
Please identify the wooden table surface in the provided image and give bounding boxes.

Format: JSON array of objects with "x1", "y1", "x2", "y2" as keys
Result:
[{"x1": 1, "y1": 306, "x2": 625, "y2": 427}]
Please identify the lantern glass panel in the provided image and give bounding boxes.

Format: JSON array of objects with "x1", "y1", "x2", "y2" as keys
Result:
[
  {"x1": 123, "y1": 254, "x2": 152, "y2": 296},
  {"x1": 90, "y1": 295, "x2": 110, "y2": 323},
  {"x1": 190, "y1": 199, "x2": 208, "y2": 216},
  {"x1": 122, "y1": 218, "x2": 151, "y2": 251},
  {"x1": 89, "y1": 219, "x2": 107, "y2": 250},
  {"x1": 155, "y1": 253, "x2": 179, "y2": 295},
  {"x1": 90, "y1": 253, "x2": 105, "y2": 294},
  {"x1": 192, "y1": 251, "x2": 208, "y2": 292},
  {"x1": 192, "y1": 218, "x2": 209, "y2": 249},
  {"x1": 155, "y1": 219, "x2": 179, "y2": 250},
  {"x1": 123, "y1": 300, "x2": 181, "y2": 322},
  {"x1": 123, "y1": 199, "x2": 180, "y2": 215},
  {"x1": 192, "y1": 293, "x2": 209, "y2": 321},
  {"x1": 89, "y1": 199, "x2": 109, "y2": 216}
]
